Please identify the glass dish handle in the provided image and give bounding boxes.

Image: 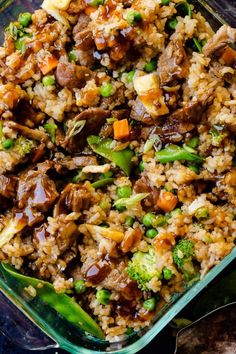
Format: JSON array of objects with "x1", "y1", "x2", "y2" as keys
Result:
[{"x1": 0, "y1": 291, "x2": 57, "y2": 350}]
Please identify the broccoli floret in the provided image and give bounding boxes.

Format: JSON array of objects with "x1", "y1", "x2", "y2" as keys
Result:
[
  {"x1": 126, "y1": 248, "x2": 160, "y2": 291},
  {"x1": 14, "y1": 136, "x2": 35, "y2": 157},
  {"x1": 173, "y1": 239, "x2": 197, "y2": 282}
]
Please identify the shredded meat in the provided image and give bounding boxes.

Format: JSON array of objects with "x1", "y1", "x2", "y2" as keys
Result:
[
  {"x1": 5, "y1": 121, "x2": 49, "y2": 143},
  {"x1": 203, "y1": 25, "x2": 236, "y2": 57},
  {"x1": 53, "y1": 183, "x2": 92, "y2": 216},
  {"x1": 17, "y1": 169, "x2": 58, "y2": 212},
  {"x1": 62, "y1": 108, "x2": 110, "y2": 153},
  {"x1": 158, "y1": 40, "x2": 189, "y2": 85},
  {"x1": 56, "y1": 57, "x2": 93, "y2": 89},
  {"x1": 130, "y1": 98, "x2": 155, "y2": 125}
]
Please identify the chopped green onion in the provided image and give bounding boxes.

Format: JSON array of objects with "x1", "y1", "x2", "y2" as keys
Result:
[
  {"x1": 176, "y1": 1, "x2": 191, "y2": 18},
  {"x1": 113, "y1": 193, "x2": 149, "y2": 209},
  {"x1": 15, "y1": 37, "x2": 27, "y2": 53},
  {"x1": 106, "y1": 117, "x2": 117, "y2": 124},
  {"x1": 44, "y1": 123, "x2": 57, "y2": 144},
  {"x1": 18, "y1": 12, "x2": 32, "y2": 27},
  {"x1": 96, "y1": 289, "x2": 111, "y2": 305},
  {"x1": 2, "y1": 138, "x2": 14, "y2": 150},
  {"x1": 5, "y1": 22, "x2": 18, "y2": 40},
  {"x1": 42, "y1": 75, "x2": 55, "y2": 86},
  {"x1": 201, "y1": 39, "x2": 207, "y2": 47},
  {"x1": 161, "y1": 0, "x2": 171, "y2": 4},
  {"x1": 143, "y1": 297, "x2": 156, "y2": 311},
  {"x1": 144, "y1": 59, "x2": 156, "y2": 73},
  {"x1": 187, "y1": 136, "x2": 199, "y2": 149},
  {"x1": 100, "y1": 83, "x2": 113, "y2": 98},
  {"x1": 90, "y1": 0, "x2": 105, "y2": 6},
  {"x1": 126, "y1": 11, "x2": 142, "y2": 26},
  {"x1": 139, "y1": 161, "x2": 144, "y2": 172},
  {"x1": 92, "y1": 178, "x2": 114, "y2": 189},
  {"x1": 125, "y1": 327, "x2": 134, "y2": 335},
  {"x1": 188, "y1": 164, "x2": 200, "y2": 174}
]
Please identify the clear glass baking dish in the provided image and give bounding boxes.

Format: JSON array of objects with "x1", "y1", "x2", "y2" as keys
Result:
[{"x1": 0, "y1": 1, "x2": 235, "y2": 353}]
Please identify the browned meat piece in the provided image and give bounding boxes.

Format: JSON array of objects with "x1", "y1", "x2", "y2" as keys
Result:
[
  {"x1": 13, "y1": 100, "x2": 45, "y2": 128},
  {"x1": 99, "y1": 123, "x2": 114, "y2": 139},
  {"x1": 53, "y1": 183, "x2": 92, "y2": 216},
  {"x1": 55, "y1": 60, "x2": 93, "y2": 89},
  {"x1": 111, "y1": 109, "x2": 130, "y2": 120},
  {"x1": 134, "y1": 176, "x2": 160, "y2": 210},
  {"x1": 17, "y1": 169, "x2": 58, "y2": 212},
  {"x1": 158, "y1": 40, "x2": 189, "y2": 85},
  {"x1": 67, "y1": 0, "x2": 86, "y2": 14},
  {"x1": 73, "y1": 13, "x2": 90, "y2": 34},
  {"x1": 130, "y1": 98, "x2": 155, "y2": 125},
  {"x1": 5, "y1": 121, "x2": 49, "y2": 143},
  {"x1": 14, "y1": 206, "x2": 44, "y2": 227},
  {"x1": 54, "y1": 155, "x2": 98, "y2": 173},
  {"x1": 62, "y1": 108, "x2": 110, "y2": 153},
  {"x1": 203, "y1": 25, "x2": 236, "y2": 57},
  {"x1": 100, "y1": 261, "x2": 142, "y2": 301},
  {"x1": 56, "y1": 217, "x2": 79, "y2": 253},
  {"x1": 83, "y1": 259, "x2": 111, "y2": 285},
  {"x1": 0, "y1": 175, "x2": 18, "y2": 199},
  {"x1": 73, "y1": 22, "x2": 95, "y2": 67},
  {"x1": 100, "y1": 86, "x2": 126, "y2": 110}
]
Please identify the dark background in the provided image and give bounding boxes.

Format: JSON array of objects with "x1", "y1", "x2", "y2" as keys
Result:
[{"x1": 0, "y1": 0, "x2": 236, "y2": 353}]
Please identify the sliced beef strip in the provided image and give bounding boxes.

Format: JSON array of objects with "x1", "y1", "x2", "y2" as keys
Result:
[
  {"x1": 62, "y1": 108, "x2": 110, "y2": 153},
  {"x1": 54, "y1": 155, "x2": 98, "y2": 173},
  {"x1": 55, "y1": 59, "x2": 93, "y2": 89},
  {"x1": 203, "y1": 25, "x2": 236, "y2": 57},
  {"x1": 17, "y1": 169, "x2": 58, "y2": 212},
  {"x1": 158, "y1": 40, "x2": 189, "y2": 85},
  {"x1": 130, "y1": 98, "x2": 155, "y2": 125},
  {"x1": 5, "y1": 121, "x2": 49, "y2": 144},
  {"x1": 53, "y1": 183, "x2": 92, "y2": 216},
  {"x1": 73, "y1": 15, "x2": 95, "y2": 67}
]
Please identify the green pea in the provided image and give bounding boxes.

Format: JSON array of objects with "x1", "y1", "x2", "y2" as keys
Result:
[
  {"x1": 18, "y1": 12, "x2": 32, "y2": 27},
  {"x1": 42, "y1": 75, "x2": 55, "y2": 86},
  {"x1": 126, "y1": 11, "x2": 142, "y2": 26},
  {"x1": 74, "y1": 279, "x2": 86, "y2": 294},
  {"x1": 117, "y1": 185, "x2": 132, "y2": 198},
  {"x1": 96, "y1": 289, "x2": 111, "y2": 305},
  {"x1": 144, "y1": 59, "x2": 156, "y2": 73},
  {"x1": 68, "y1": 50, "x2": 78, "y2": 63},
  {"x1": 161, "y1": 0, "x2": 171, "y2": 4},
  {"x1": 163, "y1": 267, "x2": 173, "y2": 280},
  {"x1": 146, "y1": 228, "x2": 158, "y2": 239},
  {"x1": 139, "y1": 161, "x2": 144, "y2": 172},
  {"x1": 100, "y1": 83, "x2": 113, "y2": 98},
  {"x1": 127, "y1": 70, "x2": 135, "y2": 83},
  {"x1": 187, "y1": 136, "x2": 199, "y2": 149},
  {"x1": 2, "y1": 138, "x2": 14, "y2": 150},
  {"x1": 143, "y1": 297, "x2": 156, "y2": 311},
  {"x1": 195, "y1": 207, "x2": 209, "y2": 220},
  {"x1": 116, "y1": 205, "x2": 126, "y2": 212},
  {"x1": 125, "y1": 216, "x2": 135, "y2": 227},
  {"x1": 153, "y1": 215, "x2": 168, "y2": 227},
  {"x1": 142, "y1": 213, "x2": 156, "y2": 228},
  {"x1": 167, "y1": 18, "x2": 178, "y2": 30}
]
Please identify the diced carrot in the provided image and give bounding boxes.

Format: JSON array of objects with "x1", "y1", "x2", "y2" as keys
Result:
[
  {"x1": 220, "y1": 46, "x2": 236, "y2": 66},
  {"x1": 85, "y1": 6, "x2": 97, "y2": 16},
  {"x1": 156, "y1": 190, "x2": 178, "y2": 212},
  {"x1": 113, "y1": 119, "x2": 130, "y2": 140},
  {"x1": 38, "y1": 54, "x2": 58, "y2": 75}
]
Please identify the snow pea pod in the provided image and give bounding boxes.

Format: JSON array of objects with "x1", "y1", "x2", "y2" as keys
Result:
[
  {"x1": 92, "y1": 178, "x2": 114, "y2": 189},
  {"x1": 87, "y1": 135, "x2": 134, "y2": 176},
  {"x1": 155, "y1": 144, "x2": 204, "y2": 164},
  {"x1": 1, "y1": 263, "x2": 104, "y2": 340}
]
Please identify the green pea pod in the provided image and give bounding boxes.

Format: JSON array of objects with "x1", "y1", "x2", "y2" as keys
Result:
[
  {"x1": 92, "y1": 178, "x2": 114, "y2": 189},
  {"x1": 87, "y1": 135, "x2": 134, "y2": 176},
  {"x1": 1, "y1": 263, "x2": 104, "y2": 340},
  {"x1": 155, "y1": 144, "x2": 204, "y2": 164}
]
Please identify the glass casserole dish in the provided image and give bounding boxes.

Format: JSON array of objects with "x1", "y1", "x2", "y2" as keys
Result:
[{"x1": 0, "y1": 0, "x2": 236, "y2": 353}]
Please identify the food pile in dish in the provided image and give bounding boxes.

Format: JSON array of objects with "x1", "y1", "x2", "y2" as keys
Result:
[{"x1": 0, "y1": 0, "x2": 236, "y2": 340}]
